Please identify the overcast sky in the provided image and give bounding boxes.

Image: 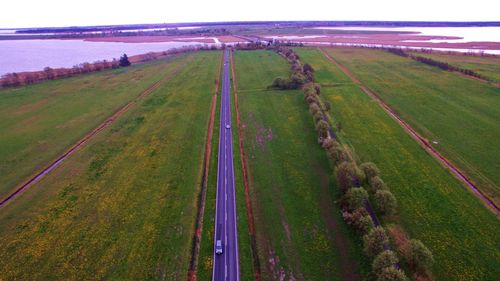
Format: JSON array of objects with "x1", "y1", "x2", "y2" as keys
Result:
[{"x1": 1, "y1": 0, "x2": 498, "y2": 28}]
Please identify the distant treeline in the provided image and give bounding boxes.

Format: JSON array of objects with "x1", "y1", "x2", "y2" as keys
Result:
[
  {"x1": 0, "y1": 44, "x2": 220, "y2": 89},
  {"x1": 386, "y1": 48, "x2": 491, "y2": 81},
  {"x1": 15, "y1": 21, "x2": 500, "y2": 34}
]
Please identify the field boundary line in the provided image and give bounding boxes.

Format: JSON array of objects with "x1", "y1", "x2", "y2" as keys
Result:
[
  {"x1": 0, "y1": 54, "x2": 190, "y2": 209},
  {"x1": 318, "y1": 47, "x2": 500, "y2": 214},
  {"x1": 187, "y1": 50, "x2": 223, "y2": 281},
  {"x1": 230, "y1": 49, "x2": 262, "y2": 281}
]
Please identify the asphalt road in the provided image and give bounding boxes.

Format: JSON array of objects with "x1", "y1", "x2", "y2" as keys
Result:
[{"x1": 212, "y1": 49, "x2": 240, "y2": 281}]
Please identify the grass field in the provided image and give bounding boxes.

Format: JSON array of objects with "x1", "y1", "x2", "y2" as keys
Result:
[
  {"x1": 295, "y1": 47, "x2": 500, "y2": 281},
  {"x1": 0, "y1": 55, "x2": 186, "y2": 200},
  {"x1": 0, "y1": 51, "x2": 220, "y2": 280},
  {"x1": 234, "y1": 50, "x2": 368, "y2": 280},
  {"x1": 323, "y1": 47, "x2": 500, "y2": 205},
  {"x1": 409, "y1": 51, "x2": 500, "y2": 83}
]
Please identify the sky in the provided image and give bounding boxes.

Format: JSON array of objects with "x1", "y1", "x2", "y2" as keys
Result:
[{"x1": 1, "y1": 0, "x2": 499, "y2": 28}]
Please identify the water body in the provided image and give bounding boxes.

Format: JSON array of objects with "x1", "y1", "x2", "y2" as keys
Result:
[
  {"x1": 0, "y1": 39, "x2": 204, "y2": 76},
  {"x1": 313, "y1": 26, "x2": 500, "y2": 43}
]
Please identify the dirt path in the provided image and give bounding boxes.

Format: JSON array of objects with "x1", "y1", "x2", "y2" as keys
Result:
[
  {"x1": 318, "y1": 47, "x2": 500, "y2": 214},
  {"x1": 0, "y1": 55, "x2": 190, "y2": 209},
  {"x1": 230, "y1": 49, "x2": 262, "y2": 281},
  {"x1": 187, "y1": 51, "x2": 223, "y2": 281}
]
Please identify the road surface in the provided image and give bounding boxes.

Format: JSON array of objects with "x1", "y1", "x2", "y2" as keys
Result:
[{"x1": 212, "y1": 49, "x2": 240, "y2": 281}]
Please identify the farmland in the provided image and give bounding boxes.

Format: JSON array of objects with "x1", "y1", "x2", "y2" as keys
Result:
[
  {"x1": 322, "y1": 47, "x2": 500, "y2": 205},
  {"x1": 409, "y1": 51, "x2": 500, "y2": 83},
  {"x1": 294, "y1": 47, "x2": 500, "y2": 281},
  {"x1": 0, "y1": 51, "x2": 220, "y2": 280},
  {"x1": 0, "y1": 55, "x2": 186, "y2": 200},
  {"x1": 233, "y1": 50, "x2": 368, "y2": 280}
]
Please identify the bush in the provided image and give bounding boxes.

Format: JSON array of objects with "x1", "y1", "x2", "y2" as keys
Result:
[
  {"x1": 360, "y1": 162, "x2": 380, "y2": 180},
  {"x1": 369, "y1": 176, "x2": 387, "y2": 192},
  {"x1": 345, "y1": 187, "x2": 369, "y2": 210},
  {"x1": 407, "y1": 239, "x2": 434, "y2": 274},
  {"x1": 373, "y1": 250, "x2": 399, "y2": 275},
  {"x1": 363, "y1": 227, "x2": 389, "y2": 257},
  {"x1": 374, "y1": 190, "x2": 398, "y2": 216},
  {"x1": 376, "y1": 267, "x2": 409, "y2": 281}
]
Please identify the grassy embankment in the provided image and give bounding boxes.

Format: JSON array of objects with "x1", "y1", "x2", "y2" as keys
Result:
[
  {"x1": 409, "y1": 51, "x2": 500, "y2": 83},
  {"x1": 295, "y1": 47, "x2": 500, "y2": 281},
  {"x1": 0, "y1": 51, "x2": 220, "y2": 280},
  {"x1": 323, "y1": 47, "x2": 500, "y2": 205},
  {"x1": 0, "y1": 55, "x2": 184, "y2": 200},
  {"x1": 234, "y1": 50, "x2": 368, "y2": 280}
]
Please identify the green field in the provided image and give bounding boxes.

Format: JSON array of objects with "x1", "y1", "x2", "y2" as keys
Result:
[
  {"x1": 0, "y1": 55, "x2": 186, "y2": 200},
  {"x1": 0, "y1": 51, "x2": 220, "y2": 280},
  {"x1": 234, "y1": 50, "x2": 368, "y2": 280},
  {"x1": 295, "y1": 47, "x2": 500, "y2": 281},
  {"x1": 409, "y1": 51, "x2": 500, "y2": 83},
  {"x1": 322, "y1": 47, "x2": 500, "y2": 205}
]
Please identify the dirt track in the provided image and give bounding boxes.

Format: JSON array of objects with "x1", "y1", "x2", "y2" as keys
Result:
[
  {"x1": 318, "y1": 47, "x2": 500, "y2": 214},
  {"x1": 0, "y1": 55, "x2": 189, "y2": 208}
]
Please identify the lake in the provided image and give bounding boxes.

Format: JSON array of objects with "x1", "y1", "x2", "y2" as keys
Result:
[
  {"x1": 0, "y1": 39, "x2": 203, "y2": 76},
  {"x1": 313, "y1": 26, "x2": 500, "y2": 43}
]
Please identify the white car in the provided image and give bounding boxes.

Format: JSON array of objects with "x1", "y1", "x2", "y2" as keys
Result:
[
  {"x1": 215, "y1": 240, "x2": 223, "y2": 255},
  {"x1": 226, "y1": 124, "x2": 231, "y2": 129}
]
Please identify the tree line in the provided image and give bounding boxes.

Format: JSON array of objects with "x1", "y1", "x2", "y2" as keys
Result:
[
  {"x1": 386, "y1": 48, "x2": 491, "y2": 81},
  {"x1": 272, "y1": 47, "x2": 434, "y2": 281}
]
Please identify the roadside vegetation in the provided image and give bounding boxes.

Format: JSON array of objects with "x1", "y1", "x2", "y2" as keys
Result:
[
  {"x1": 234, "y1": 49, "x2": 368, "y2": 280},
  {"x1": 0, "y1": 55, "x2": 192, "y2": 201},
  {"x1": 295, "y1": 47, "x2": 499, "y2": 281},
  {"x1": 323, "y1": 47, "x2": 500, "y2": 206},
  {"x1": 0, "y1": 51, "x2": 220, "y2": 280}
]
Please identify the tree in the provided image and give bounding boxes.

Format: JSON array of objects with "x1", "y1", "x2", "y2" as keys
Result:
[
  {"x1": 322, "y1": 138, "x2": 335, "y2": 150},
  {"x1": 324, "y1": 101, "x2": 331, "y2": 111},
  {"x1": 316, "y1": 120, "x2": 329, "y2": 139},
  {"x1": 407, "y1": 239, "x2": 434, "y2": 274},
  {"x1": 309, "y1": 103, "x2": 321, "y2": 115},
  {"x1": 360, "y1": 162, "x2": 380, "y2": 180},
  {"x1": 357, "y1": 214, "x2": 375, "y2": 234},
  {"x1": 119, "y1": 54, "x2": 131, "y2": 67},
  {"x1": 345, "y1": 187, "x2": 369, "y2": 210},
  {"x1": 363, "y1": 227, "x2": 389, "y2": 257},
  {"x1": 369, "y1": 176, "x2": 387, "y2": 192},
  {"x1": 303, "y1": 63, "x2": 314, "y2": 74},
  {"x1": 376, "y1": 267, "x2": 409, "y2": 281},
  {"x1": 374, "y1": 190, "x2": 398, "y2": 216},
  {"x1": 335, "y1": 161, "x2": 365, "y2": 193},
  {"x1": 327, "y1": 144, "x2": 349, "y2": 166},
  {"x1": 314, "y1": 111, "x2": 324, "y2": 123},
  {"x1": 373, "y1": 250, "x2": 399, "y2": 275}
]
